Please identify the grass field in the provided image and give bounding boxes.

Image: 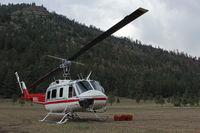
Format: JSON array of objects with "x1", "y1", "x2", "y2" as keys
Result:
[{"x1": 1, "y1": 98, "x2": 200, "y2": 133}]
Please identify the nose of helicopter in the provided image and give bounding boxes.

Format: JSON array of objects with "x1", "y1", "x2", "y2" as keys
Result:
[{"x1": 78, "y1": 90, "x2": 107, "y2": 110}]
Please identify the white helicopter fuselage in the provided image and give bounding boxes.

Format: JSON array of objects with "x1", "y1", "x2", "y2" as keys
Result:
[{"x1": 44, "y1": 79, "x2": 107, "y2": 112}]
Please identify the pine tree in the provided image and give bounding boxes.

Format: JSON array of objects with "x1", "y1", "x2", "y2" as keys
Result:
[
  {"x1": 108, "y1": 94, "x2": 115, "y2": 106},
  {"x1": 117, "y1": 97, "x2": 120, "y2": 103},
  {"x1": 188, "y1": 96, "x2": 195, "y2": 106},
  {"x1": 155, "y1": 95, "x2": 165, "y2": 105},
  {"x1": 181, "y1": 92, "x2": 188, "y2": 106},
  {"x1": 136, "y1": 94, "x2": 141, "y2": 104},
  {"x1": 171, "y1": 96, "x2": 181, "y2": 107}
]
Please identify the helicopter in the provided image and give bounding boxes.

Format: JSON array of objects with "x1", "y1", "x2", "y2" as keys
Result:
[{"x1": 15, "y1": 7, "x2": 148, "y2": 124}]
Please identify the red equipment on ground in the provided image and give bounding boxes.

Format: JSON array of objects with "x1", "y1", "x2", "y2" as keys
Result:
[{"x1": 114, "y1": 114, "x2": 133, "y2": 121}]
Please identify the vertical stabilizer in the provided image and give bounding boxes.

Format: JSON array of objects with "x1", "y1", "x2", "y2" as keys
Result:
[
  {"x1": 15, "y1": 72, "x2": 29, "y2": 97},
  {"x1": 15, "y1": 72, "x2": 23, "y2": 94}
]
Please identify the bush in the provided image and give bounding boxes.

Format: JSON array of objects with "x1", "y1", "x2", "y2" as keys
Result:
[
  {"x1": 171, "y1": 96, "x2": 181, "y2": 107},
  {"x1": 108, "y1": 94, "x2": 115, "y2": 106},
  {"x1": 19, "y1": 99, "x2": 25, "y2": 106},
  {"x1": 155, "y1": 95, "x2": 165, "y2": 105},
  {"x1": 117, "y1": 97, "x2": 120, "y2": 103},
  {"x1": 167, "y1": 97, "x2": 171, "y2": 103},
  {"x1": 181, "y1": 97, "x2": 188, "y2": 106},
  {"x1": 135, "y1": 95, "x2": 141, "y2": 104},
  {"x1": 142, "y1": 93, "x2": 148, "y2": 103},
  {"x1": 194, "y1": 96, "x2": 199, "y2": 106},
  {"x1": 188, "y1": 96, "x2": 195, "y2": 106},
  {"x1": 11, "y1": 94, "x2": 17, "y2": 104}
]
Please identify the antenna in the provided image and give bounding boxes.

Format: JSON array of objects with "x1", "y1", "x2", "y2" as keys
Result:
[
  {"x1": 86, "y1": 71, "x2": 92, "y2": 80},
  {"x1": 77, "y1": 74, "x2": 81, "y2": 79},
  {"x1": 80, "y1": 73, "x2": 84, "y2": 79}
]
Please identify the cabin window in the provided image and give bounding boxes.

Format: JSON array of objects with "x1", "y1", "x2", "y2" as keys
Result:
[
  {"x1": 60, "y1": 88, "x2": 63, "y2": 97},
  {"x1": 47, "y1": 91, "x2": 50, "y2": 99},
  {"x1": 68, "y1": 86, "x2": 76, "y2": 98},
  {"x1": 52, "y1": 89, "x2": 57, "y2": 98}
]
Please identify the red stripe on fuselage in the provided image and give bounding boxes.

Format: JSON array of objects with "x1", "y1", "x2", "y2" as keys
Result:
[
  {"x1": 45, "y1": 97, "x2": 107, "y2": 105},
  {"x1": 45, "y1": 99, "x2": 79, "y2": 105},
  {"x1": 94, "y1": 97, "x2": 107, "y2": 100}
]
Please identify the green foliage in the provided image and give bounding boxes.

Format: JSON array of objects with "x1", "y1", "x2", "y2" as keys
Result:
[
  {"x1": 0, "y1": 4, "x2": 200, "y2": 101},
  {"x1": 181, "y1": 92, "x2": 188, "y2": 106},
  {"x1": 142, "y1": 93, "x2": 148, "y2": 102},
  {"x1": 167, "y1": 97, "x2": 171, "y2": 103},
  {"x1": 187, "y1": 96, "x2": 198, "y2": 106},
  {"x1": 165, "y1": 92, "x2": 200, "y2": 107},
  {"x1": 108, "y1": 94, "x2": 115, "y2": 106},
  {"x1": 181, "y1": 97, "x2": 188, "y2": 106},
  {"x1": 19, "y1": 99, "x2": 25, "y2": 106},
  {"x1": 171, "y1": 96, "x2": 181, "y2": 107},
  {"x1": 117, "y1": 97, "x2": 120, "y2": 103},
  {"x1": 154, "y1": 95, "x2": 165, "y2": 105},
  {"x1": 136, "y1": 95, "x2": 141, "y2": 104},
  {"x1": 194, "y1": 96, "x2": 199, "y2": 106},
  {"x1": 11, "y1": 94, "x2": 17, "y2": 104}
]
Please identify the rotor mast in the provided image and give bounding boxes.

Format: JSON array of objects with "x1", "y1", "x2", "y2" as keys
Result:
[{"x1": 47, "y1": 55, "x2": 84, "y2": 78}]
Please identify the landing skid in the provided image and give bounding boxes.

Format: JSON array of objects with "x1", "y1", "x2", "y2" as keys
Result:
[
  {"x1": 77, "y1": 106, "x2": 108, "y2": 122},
  {"x1": 90, "y1": 109, "x2": 108, "y2": 122},
  {"x1": 40, "y1": 112, "x2": 72, "y2": 124},
  {"x1": 40, "y1": 111, "x2": 108, "y2": 124}
]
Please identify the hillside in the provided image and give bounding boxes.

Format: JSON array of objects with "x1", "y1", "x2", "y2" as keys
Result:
[{"x1": 0, "y1": 3, "x2": 200, "y2": 100}]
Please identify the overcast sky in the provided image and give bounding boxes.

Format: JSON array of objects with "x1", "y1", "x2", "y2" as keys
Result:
[{"x1": 1, "y1": 0, "x2": 200, "y2": 57}]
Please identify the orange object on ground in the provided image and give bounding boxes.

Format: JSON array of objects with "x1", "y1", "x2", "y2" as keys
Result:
[
  {"x1": 114, "y1": 114, "x2": 133, "y2": 121},
  {"x1": 114, "y1": 115, "x2": 121, "y2": 121}
]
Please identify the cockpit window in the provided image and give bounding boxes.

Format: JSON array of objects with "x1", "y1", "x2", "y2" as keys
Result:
[
  {"x1": 90, "y1": 81, "x2": 104, "y2": 93},
  {"x1": 76, "y1": 81, "x2": 93, "y2": 94}
]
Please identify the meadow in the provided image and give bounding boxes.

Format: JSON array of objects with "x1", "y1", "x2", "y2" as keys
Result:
[{"x1": 0, "y1": 98, "x2": 200, "y2": 133}]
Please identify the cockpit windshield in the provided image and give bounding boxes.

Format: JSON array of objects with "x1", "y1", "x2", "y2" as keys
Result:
[
  {"x1": 90, "y1": 81, "x2": 104, "y2": 93},
  {"x1": 76, "y1": 81, "x2": 93, "y2": 94}
]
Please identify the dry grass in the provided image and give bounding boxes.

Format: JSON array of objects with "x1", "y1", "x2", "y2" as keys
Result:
[{"x1": 1, "y1": 98, "x2": 200, "y2": 133}]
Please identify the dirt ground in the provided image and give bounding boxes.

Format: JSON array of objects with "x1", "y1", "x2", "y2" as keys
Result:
[{"x1": 1, "y1": 98, "x2": 200, "y2": 133}]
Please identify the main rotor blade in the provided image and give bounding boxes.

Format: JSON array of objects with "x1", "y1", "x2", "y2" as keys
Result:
[
  {"x1": 28, "y1": 66, "x2": 61, "y2": 89},
  {"x1": 71, "y1": 61, "x2": 85, "y2": 66},
  {"x1": 69, "y1": 7, "x2": 148, "y2": 61},
  {"x1": 47, "y1": 55, "x2": 65, "y2": 61}
]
